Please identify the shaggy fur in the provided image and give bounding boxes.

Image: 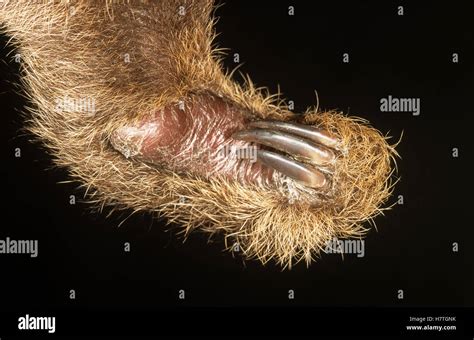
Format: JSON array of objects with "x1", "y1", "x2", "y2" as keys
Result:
[{"x1": 0, "y1": 0, "x2": 398, "y2": 268}]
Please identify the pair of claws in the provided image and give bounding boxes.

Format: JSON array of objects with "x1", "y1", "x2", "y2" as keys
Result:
[{"x1": 233, "y1": 121, "x2": 340, "y2": 190}]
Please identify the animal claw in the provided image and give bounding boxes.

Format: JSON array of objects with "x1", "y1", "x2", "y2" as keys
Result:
[
  {"x1": 256, "y1": 150, "x2": 327, "y2": 189},
  {"x1": 232, "y1": 128, "x2": 335, "y2": 165},
  {"x1": 232, "y1": 120, "x2": 341, "y2": 190},
  {"x1": 248, "y1": 120, "x2": 339, "y2": 149}
]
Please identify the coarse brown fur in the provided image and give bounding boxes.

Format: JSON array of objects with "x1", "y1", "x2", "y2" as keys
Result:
[{"x1": 0, "y1": 0, "x2": 399, "y2": 268}]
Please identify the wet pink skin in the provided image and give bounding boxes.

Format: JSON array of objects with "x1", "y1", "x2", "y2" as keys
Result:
[{"x1": 111, "y1": 94, "x2": 274, "y2": 184}]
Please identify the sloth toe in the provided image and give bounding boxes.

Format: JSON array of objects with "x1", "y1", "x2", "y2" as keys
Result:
[
  {"x1": 256, "y1": 149, "x2": 327, "y2": 189},
  {"x1": 232, "y1": 128, "x2": 335, "y2": 165},
  {"x1": 232, "y1": 120, "x2": 341, "y2": 190}
]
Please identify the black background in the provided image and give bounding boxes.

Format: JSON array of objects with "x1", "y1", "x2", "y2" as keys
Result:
[{"x1": 0, "y1": 0, "x2": 472, "y2": 337}]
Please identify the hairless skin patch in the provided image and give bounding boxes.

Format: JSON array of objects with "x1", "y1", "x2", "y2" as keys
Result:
[
  {"x1": 110, "y1": 94, "x2": 275, "y2": 186},
  {"x1": 110, "y1": 93, "x2": 339, "y2": 192},
  {"x1": 0, "y1": 0, "x2": 398, "y2": 268}
]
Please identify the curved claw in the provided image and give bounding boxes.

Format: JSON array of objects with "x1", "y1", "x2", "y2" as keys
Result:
[
  {"x1": 257, "y1": 150, "x2": 327, "y2": 189},
  {"x1": 233, "y1": 129, "x2": 335, "y2": 165},
  {"x1": 248, "y1": 120, "x2": 340, "y2": 149}
]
